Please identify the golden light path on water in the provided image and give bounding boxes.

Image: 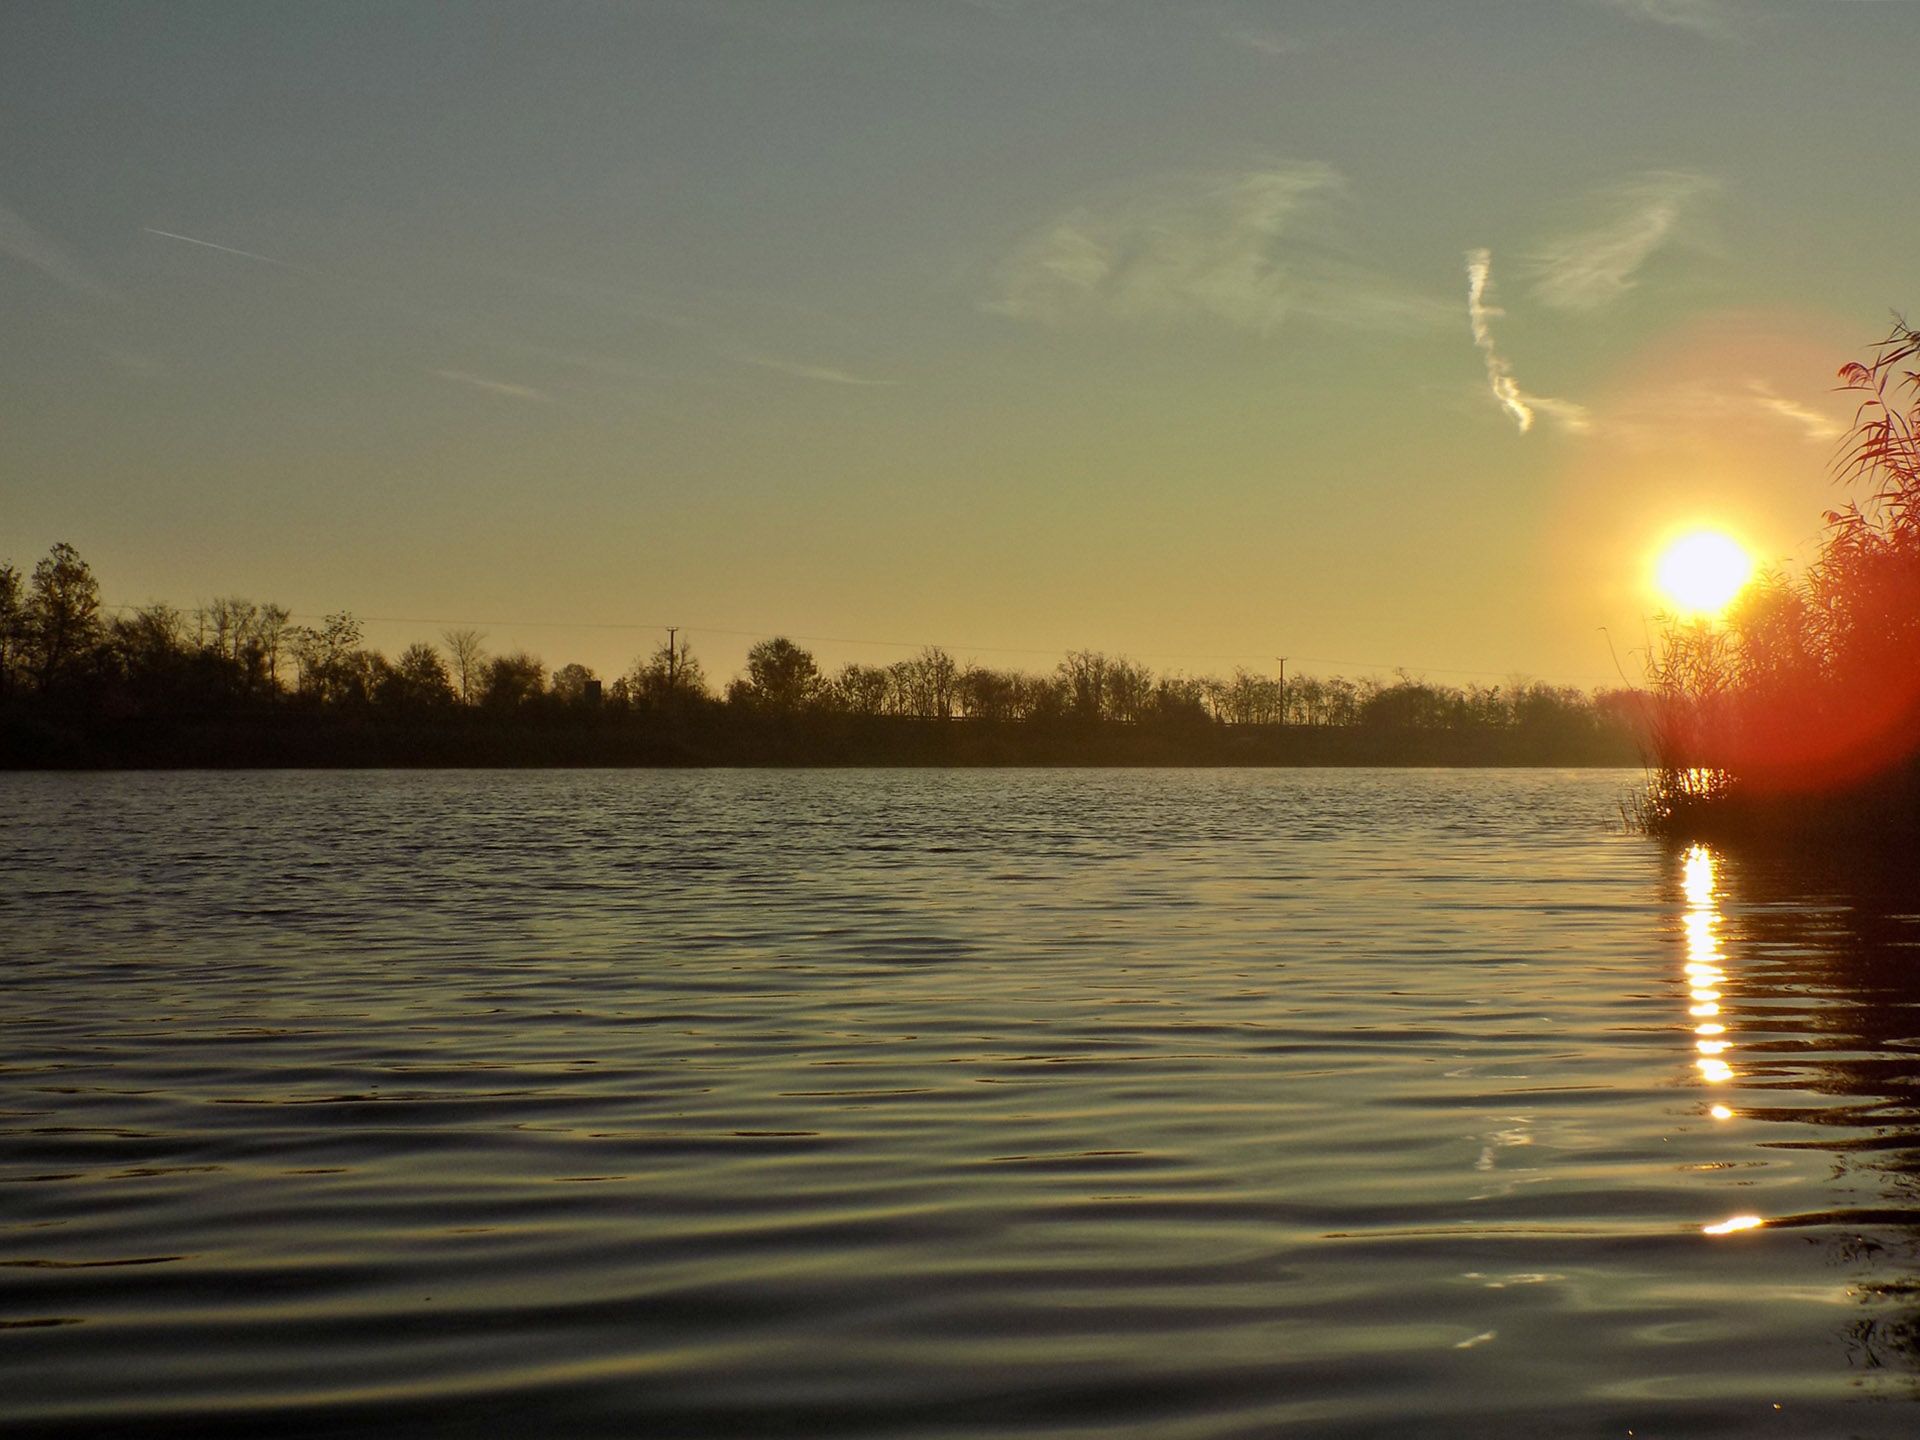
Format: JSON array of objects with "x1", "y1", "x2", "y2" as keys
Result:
[{"x1": 1684, "y1": 844, "x2": 1766, "y2": 1239}]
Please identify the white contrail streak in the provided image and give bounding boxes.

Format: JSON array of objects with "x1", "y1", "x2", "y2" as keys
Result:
[
  {"x1": 1464, "y1": 248, "x2": 1588, "y2": 435},
  {"x1": 1466, "y1": 248, "x2": 1532, "y2": 432},
  {"x1": 143, "y1": 227, "x2": 306, "y2": 270}
]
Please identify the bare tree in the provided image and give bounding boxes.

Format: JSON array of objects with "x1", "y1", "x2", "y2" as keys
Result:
[
  {"x1": 442, "y1": 627, "x2": 488, "y2": 705},
  {"x1": 257, "y1": 604, "x2": 292, "y2": 690}
]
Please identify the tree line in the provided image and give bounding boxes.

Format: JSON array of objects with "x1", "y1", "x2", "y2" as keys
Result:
[{"x1": 0, "y1": 542, "x2": 1640, "y2": 767}]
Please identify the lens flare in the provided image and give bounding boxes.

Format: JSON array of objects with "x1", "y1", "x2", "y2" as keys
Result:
[{"x1": 1655, "y1": 530, "x2": 1754, "y2": 616}]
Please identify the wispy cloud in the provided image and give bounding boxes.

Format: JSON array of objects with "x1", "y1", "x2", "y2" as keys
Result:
[
  {"x1": 1465, "y1": 248, "x2": 1589, "y2": 435},
  {"x1": 1609, "y1": 378, "x2": 1846, "y2": 446},
  {"x1": 430, "y1": 369, "x2": 552, "y2": 403},
  {"x1": 1527, "y1": 171, "x2": 1717, "y2": 313},
  {"x1": 1596, "y1": 0, "x2": 1739, "y2": 37},
  {"x1": 0, "y1": 201, "x2": 115, "y2": 300},
  {"x1": 142, "y1": 226, "x2": 310, "y2": 271},
  {"x1": 1747, "y1": 381, "x2": 1844, "y2": 441},
  {"x1": 729, "y1": 352, "x2": 897, "y2": 387},
  {"x1": 988, "y1": 163, "x2": 1445, "y2": 334}
]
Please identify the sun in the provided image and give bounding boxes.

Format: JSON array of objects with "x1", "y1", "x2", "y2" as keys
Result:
[{"x1": 1655, "y1": 529, "x2": 1755, "y2": 617}]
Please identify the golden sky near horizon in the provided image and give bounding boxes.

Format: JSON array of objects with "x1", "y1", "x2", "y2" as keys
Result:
[{"x1": 4, "y1": 1, "x2": 1915, "y2": 689}]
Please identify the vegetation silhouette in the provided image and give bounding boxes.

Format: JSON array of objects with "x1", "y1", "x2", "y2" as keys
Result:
[
  {"x1": 0, "y1": 545, "x2": 1639, "y2": 768},
  {"x1": 1641, "y1": 320, "x2": 1920, "y2": 837}
]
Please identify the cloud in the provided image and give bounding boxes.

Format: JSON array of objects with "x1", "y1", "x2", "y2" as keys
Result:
[
  {"x1": 0, "y1": 201, "x2": 115, "y2": 300},
  {"x1": 1608, "y1": 378, "x2": 1846, "y2": 447},
  {"x1": 728, "y1": 352, "x2": 897, "y2": 387},
  {"x1": 1465, "y1": 248, "x2": 1590, "y2": 435},
  {"x1": 1528, "y1": 171, "x2": 1716, "y2": 312},
  {"x1": 143, "y1": 227, "x2": 310, "y2": 271},
  {"x1": 430, "y1": 369, "x2": 552, "y2": 403},
  {"x1": 1747, "y1": 381, "x2": 1844, "y2": 441},
  {"x1": 988, "y1": 163, "x2": 1447, "y2": 335},
  {"x1": 1596, "y1": 0, "x2": 1739, "y2": 36}
]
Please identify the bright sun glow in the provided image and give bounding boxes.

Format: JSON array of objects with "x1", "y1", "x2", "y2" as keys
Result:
[{"x1": 1655, "y1": 530, "x2": 1755, "y2": 616}]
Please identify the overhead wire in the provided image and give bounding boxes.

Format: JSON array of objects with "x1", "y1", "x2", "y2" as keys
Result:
[{"x1": 98, "y1": 600, "x2": 1624, "y2": 687}]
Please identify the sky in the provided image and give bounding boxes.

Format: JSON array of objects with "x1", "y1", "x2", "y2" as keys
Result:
[{"x1": 4, "y1": 0, "x2": 1917, "y2": 690}]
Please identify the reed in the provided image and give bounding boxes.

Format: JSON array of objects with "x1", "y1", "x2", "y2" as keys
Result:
[{"x1": 1638, "y1": 320, "x2": 1920, "y2": 836}]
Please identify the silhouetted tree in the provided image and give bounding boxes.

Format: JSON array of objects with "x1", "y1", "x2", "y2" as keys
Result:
[
  {"x1": 290, "y1": 612, "x2": 365, "y2": 703},
  {"x1": 626, "y1": 636, "x2": 708, "y2": 707},
  {"x1": 442, "y1": 628, "x2": 487, "y2": 705},
  {"x1": 958, "y1": 664, "x2": 1019, "y2": 721},
  {"x1": 1103, "y1": 656, "x2": 1154, "y2": 723},
  {"x1": 381, "y1": 642, "x2": 456, "y2": 708},
  {"x1": 551, "y1": 662, "x2": 598, "y2": 704},
  {"x1": 257, "y1": 604, "x2": 292, "y2": 690},
  {"x1": 1058, "y1": 650, "x2": 1109, "y2": 720},
  {"x1": 732, "y1": 637, "x2": 820, "y2": 713},
  {"x1": 481, "y1": 651, "x2": 546, "y2": 710},
  {"x1": 0, "y1": 562, "x2": 23, "y2": 698},
  {"x1": 896, "y1": 647, "x2": 959, "y2": 719},
  {"x1": 831, "y1": 662, "x2": 893, "y2": 716},
  {"x1": 25, "y1": 542, "x2": 101, "y2": 693}
]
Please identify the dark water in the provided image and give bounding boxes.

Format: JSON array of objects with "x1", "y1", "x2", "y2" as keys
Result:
[{"x1": 4, "y1": 769, "x2": 1920, "y2": 1438}]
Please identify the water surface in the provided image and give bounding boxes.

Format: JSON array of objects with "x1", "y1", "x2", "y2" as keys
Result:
[{"x1": 4, "y1": 769, "x2": 1919, "y2": 1436}]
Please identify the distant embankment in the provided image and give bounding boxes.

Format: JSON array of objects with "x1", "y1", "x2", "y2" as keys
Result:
[{"x1": 1, "y1": 709, "x2": 1640, "y2": 769}]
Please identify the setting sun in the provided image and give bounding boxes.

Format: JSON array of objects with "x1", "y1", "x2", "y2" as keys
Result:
[{"x1": 1655, "y1": 530, "x2": 1755, "y2": 617}]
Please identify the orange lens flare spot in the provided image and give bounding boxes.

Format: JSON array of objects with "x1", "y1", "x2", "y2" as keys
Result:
[{"x1": 1703, "y1": 1214, "x2": 1764, "y2": 1236}]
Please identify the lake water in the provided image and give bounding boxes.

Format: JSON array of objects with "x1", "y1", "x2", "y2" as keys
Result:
[{"x1": 5, "y1": 769, "x2": 1920, "y2": 1437}]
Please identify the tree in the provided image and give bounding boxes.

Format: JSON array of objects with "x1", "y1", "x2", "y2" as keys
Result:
[
  {"x1": 1058, "y1": 651, "x2": 1109, "y2": 720},
  {"x1": 734, "y1": 637, "x2": 820, "y2": 713},
  {"x1": 1103, "y1": 656, "x2": 1154, "y2": 723},
  {"x1": 550, "y1": 661, "x2": 598, "y2": 704},
  {"x1": 831, "y1": 662, "x2": 893, "y2": 716},
  {"x1": 108, "y1": 603, "x2": 192, "y2": 694},
  {"x1": 256, "y1": 604, "x2": 292, "y2": 691},
  {"x1": 380, "y1": 642, "x2": 455, "y2": 708},
  {"x1": 0, "y1": 562, "x2": 22, "y2": 697},
  {"x1": 895, "y1": 647, "x2": 959, "y2": 719},
  {"x1": 957, "y1": 664, "x2": 1019, "y2": 721},
  {"x1": 481, "y1": 651, "x2": 546, "y2": 709},
  {"x1": 26, "y1": 542, "x2": 102, "y2": 692},
  {"x1": 625, "y1": 636, "x2": 709, "y2": 707},
  {"x1": 442, "y1": 628, "x2": 488, "y2": 705},
  {"x1": 290, "y1": 612, "x2": 364, "y2": 703}
]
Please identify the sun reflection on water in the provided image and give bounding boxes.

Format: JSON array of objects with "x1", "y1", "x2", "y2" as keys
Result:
[
  {"x1": 1681, "y1": 845, "x2": 1737, "y2": 1096},
  {"x1": 1680, "y1": 845, "x2": 1766, "y2": 1235}
]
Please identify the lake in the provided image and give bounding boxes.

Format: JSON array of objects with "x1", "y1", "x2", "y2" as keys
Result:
[{"x1": 4, "y1": 768, "x2": 1919, "y2": 1437}]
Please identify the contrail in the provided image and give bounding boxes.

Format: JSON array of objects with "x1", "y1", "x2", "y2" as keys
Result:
[
  {"x1": 1464, "y1": 248, "x2": 1589, "y2": 435},
  {"x1": 143, "y1": 227, "x2": 307, "y2": 270},
  {"x1": 1466, "y1": 247, "x2": 1533, "y2": 432}
]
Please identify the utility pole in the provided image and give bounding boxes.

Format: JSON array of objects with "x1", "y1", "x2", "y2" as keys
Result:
[
  {"x1": 1276, "y1": 656, "x2": 1287, "y2": 727},
  {"x1": 666, "y1": 626, "x2": 679, "y2": 693}
]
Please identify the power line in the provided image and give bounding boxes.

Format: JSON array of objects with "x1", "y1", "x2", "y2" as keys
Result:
[{"x1": 98, "y1": 600, "x2": 1624, "y2": 687}]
